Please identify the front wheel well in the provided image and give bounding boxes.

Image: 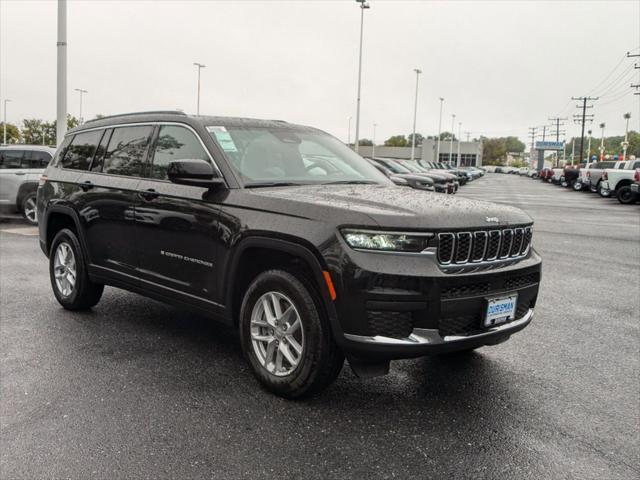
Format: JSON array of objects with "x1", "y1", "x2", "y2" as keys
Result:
[
  {"x1": 46, "y1": 212, "x2": 77, "y2": 253},
  {"x1": 615, "y1": 179, "x2": 632, "y2": 189},
  {"x1": 229, "y1": 247, "x2": 322, "y2": 327},
  {"x1": 16, "y1": 183, "x2": 38, "y2": 210}
]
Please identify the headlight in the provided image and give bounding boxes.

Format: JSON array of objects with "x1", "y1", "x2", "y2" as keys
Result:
[{"x1": 341, "y1": 229, "x2": 432, "y2": 253}]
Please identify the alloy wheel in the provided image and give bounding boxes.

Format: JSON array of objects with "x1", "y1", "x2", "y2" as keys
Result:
[
  {"x1": 53, "y1": 242, "x2": 77, "y2": 297},
  {"x1": 250, "y1": 291, "x2": 304, "y2": 377},
  {"x1": 23, "y1": 197, "x2": 37, "y2": 224}
]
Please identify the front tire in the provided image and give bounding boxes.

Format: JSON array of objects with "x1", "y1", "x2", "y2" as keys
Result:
[
  {"x1": 49, "y1": 228, "x2": 104, "y2": 310},
  {"x1": 573, "y1": 181, "x2": 583, "y2": 191},
  {"x1": 21, "y1": 192, "x2": 38, "y2": 225},
  {"x1": 239, "y1": 269, "x2": 343, "y2": 399}
]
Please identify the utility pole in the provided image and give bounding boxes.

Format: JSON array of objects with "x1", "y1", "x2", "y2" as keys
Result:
[
  {"x1": 56, "y1": 0, "x2": 67, "y2": 146},
  {"x1": 598, "y1": 122, "x2": 606, "y2": 160},
  {"x1": 464, "y1": 131, "x2": 471, "y2": 142},
  {"x1": 347, "y1": 116, "x2": 352, "y2": 145},
  {"x1": 353, "y1": 0, "x2": 370, "y2": 153},
  {"x1": 456, "y1": 121, "x2": 462, "y2": 167},
  {"x1": 622, "y1": 113, "x2": 631, "y2": 160},
  {"x1": 448, "y1": 114, "x2": 456, "y2": 165},
  {"x1": 542, "y1": 125, "x2": 547, "y2": 141},
  {"x1": 3, "y1": 99, "x2": 11, "y2": 145},
  {"x1": 410, "y1": 68, "x2": 422, "y2": 161},
  {"x1": 528, "y1": 127, "x2": 537, "y2": 152},
  {"x1": 548, "y1": 117, "x2": 567, "y2": 142},
  {"x1": 587, "y1": 129, "x2": 592, "y2": 161},
  {"x1": 193, "y1": 62, "x2": 206, "y2": 115},
  {"x1": 372, "y1": 123, "x2": 377, "y2": 158},
  {"x1": 572, "y1": 96, "x2": 598, "y2": 164},
  {"x1": 571, "y1": 138, "x2": 575, "y2": 165},
  {"x1": 74, "y1": 88, "x2": 87, "y2": 124},
  {"x1": 436, "y1": 97, "x2": 444, "y2": 163}
]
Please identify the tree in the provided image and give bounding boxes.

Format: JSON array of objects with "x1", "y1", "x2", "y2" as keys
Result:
[
  {"x1": 22, "y1": 119, "x2": 46, "y2": 144},
  {"x1": 358, "y1": 138, "x2": 373, "y2": 146},
  {"x1": 505, "y1": 136, "x2": 525, "y2": 153},
  {"x1": 406, "y1": 133, "x2": 424, "y2": 146},
  {"x1": 482, "y1": 138, "x2": 508, "y2": 164},
  {"x1": 384, "y1": 135, "x2": 408, "y2": 147},
  {"x1": 0, "y1": 122, "x2": 21, "y2": 144}
]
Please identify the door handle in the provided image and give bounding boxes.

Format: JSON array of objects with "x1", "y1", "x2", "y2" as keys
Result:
[
  {"x1": 139, "y1": 188, "x2": 159, "y2": 201},
  {"x1": 14, "y1": 172, "x2": 26, "y2": 175},
  {"x1": 80, "y1": 180, "x2": 94, "y2": 192}
]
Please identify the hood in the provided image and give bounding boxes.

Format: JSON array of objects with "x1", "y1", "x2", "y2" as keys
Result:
[{"x1": 245, "y1": 184, "x2": 532, "y2": 230}]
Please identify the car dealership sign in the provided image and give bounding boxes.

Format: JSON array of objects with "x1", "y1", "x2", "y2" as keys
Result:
[{"x1": 535, "y1": 141, "x2": 564, "y2": 151}]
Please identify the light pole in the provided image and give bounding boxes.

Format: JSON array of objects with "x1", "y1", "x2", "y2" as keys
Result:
[
  {"x1": 456, "y1": 121, "x2": 462, "y2": 167},
  {"x1": 622, "y1": 113, "x2": 631, "y2": 160},
  {"x1": 3, "y1": 99, "x2": 11, "y2": 145},
  {"x1": 74, "y1": 88, "x2": 87, "y2": 124},
  {"x1": 372, "y1": 123, "x2": 377, "y2": 158},
  {"x1": 436, "y1": 97, "x2": 444, "y2": 163},
  {"x1": 599, "y1": 122, "x2": 606, "y2": 160},
  {"x1": 42, "y1": 126, "x2": 47, "y2": 146},
  {"x1": 193, "y1": 62, "x2": 206, "y2": 115},
  {"x1": 587, "y1": 129, "x2": 592, "y2": 161},
  {"x1": 347, "y1": 116, "x2": 352, "y2": 145},
  {"x1": 56, "y1": 0, "x2": 67, "y2": 146},
  {"x1": 448, "y1": 114, "x2": 456, "y2": 165},
  {"x1": 410, "y1": 68, "x2": 422, "y2": 161},
  {"x1": 354, "y1": 0, "x2": 370, "y2": 153}
]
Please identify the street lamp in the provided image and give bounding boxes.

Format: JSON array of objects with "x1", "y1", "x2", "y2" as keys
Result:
[
  {"x1": 193, "y1": 62, "x2": 206, "y2": 115},
  {"x1": 347, "y1": 116, "x2": 352, "y2": 145},
  {"x1": 456, "y1": 121, "x2": 462, "y2": 167},
  {"x1": 353, "y1": 0, "x2": 370, "y2": 153},
  {"x1": 622, "y1": 113, "x2": 631, "y2": 160},
  {"x1": 448, "y1": 113, "x2": 456, "y2": 165},
  {"x1": 74, "y1": 88, "x2": 87, "y2": 124},
  {"x1": 587, "y1": 129, "x2": 592, "y2": 161},
  {"x1": 372, "y1": 123, "x2": 377, "y2": 158},
  {"x1": 599, "y1": 122, "x2": 606, "y2": 160},
  {"x1": 436, "y1": 97, "x2": 444, "y2": 162},
  {"x1": 410, "y1": 68, "x2": 422, "y2": 161},
  {"x1": 3, "y1": 99, "x2": 11, "y2": 145}
]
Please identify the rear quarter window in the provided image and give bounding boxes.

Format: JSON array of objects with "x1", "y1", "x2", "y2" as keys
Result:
[
  {"x1": 22, "y1": 151, "x2": 53, "y2": 169},
  {"x1": 102, "y1": 126, "x2": 153, "y2": 177},
  {"x1": 0, "y1": 150, "x2": 24, "y2": 169},
  {"x1": 61, "y1": 130, "x2": 103, "y2": 170}
]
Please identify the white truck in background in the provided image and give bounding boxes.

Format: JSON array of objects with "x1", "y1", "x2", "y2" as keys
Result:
[{"x1": 600, "y1": 159, "x2": 640, "y2": 204}]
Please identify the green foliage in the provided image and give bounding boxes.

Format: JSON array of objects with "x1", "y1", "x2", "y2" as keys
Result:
[
  {"x1": 358, "y1": 138, "x2": 373, "y2": 146},
  {"x1": 482, "y1": 138, "x2": 508, "y2": 163},
  {"x1": 384, "y1": 135, "x2": 408, "y2": 147},
  {"x1": 505, "y1": 136, "x2": 525, "y2": 153},
  {"x1": 568, "y1": 131, "x2": 640, "y2": 160},
  {"x1": 1, "y1": 122, "x2": 21, "y2": 144},
  {"x1": 407, "y1": 133, "x2": 424, "y2": 146},
  {"x1": 22, "y1": 118, "x2": 46, "y2": 144}
]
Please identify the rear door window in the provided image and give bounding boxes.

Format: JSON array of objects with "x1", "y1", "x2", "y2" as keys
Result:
[
  {"x1": 91, "y1": 129, "x2": 112, "y2": 172},
  {"x1": 148, "y1": 125, "x2": 209, "y2": 180},
  {"x1": 61, "y1": 130, "x2": 103, "y2": 170},
  {"x1": 22, "y1": 151, "x2": 53, "y2": 169},
  {"x1": 0, "y1": 150, "x2": 24, "y2": 169},
  {"x1": 103, "y1": 126, "x2": 153, "y2": 177}
]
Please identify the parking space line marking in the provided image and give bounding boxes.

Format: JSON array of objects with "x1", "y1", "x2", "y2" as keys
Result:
[{"x1": 0, "y1": 227, "x2": 39, "y2": 236}]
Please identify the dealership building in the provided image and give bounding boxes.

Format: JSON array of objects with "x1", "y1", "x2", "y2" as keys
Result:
[{"x1": 357, "y1": 138, "x2": 483, "y2": 166}]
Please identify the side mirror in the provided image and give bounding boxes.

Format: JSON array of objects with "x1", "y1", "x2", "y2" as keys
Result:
[{"x1": 167, "y1": 159, "x2": 225, "y2": 188}]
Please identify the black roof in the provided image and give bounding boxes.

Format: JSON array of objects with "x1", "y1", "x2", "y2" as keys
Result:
[{"x1": 69, "y1": 111, "x2": 321, "y2": 135}]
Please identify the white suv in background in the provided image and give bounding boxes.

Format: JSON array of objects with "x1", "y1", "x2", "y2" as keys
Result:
[{"x1": 0, "y1": 145, "x2": 56, "y2": 224}]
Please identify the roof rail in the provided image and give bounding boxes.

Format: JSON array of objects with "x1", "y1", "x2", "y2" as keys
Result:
[{"x1": 83, "y1": 110, "x2": 187, "y2": 124}]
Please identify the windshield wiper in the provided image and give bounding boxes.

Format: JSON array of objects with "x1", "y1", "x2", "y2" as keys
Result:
[
  {"x1": 322, "y1": 180, "x2": 379, "y2": 185},
  {"x1": 244, "y1": 181, "x2": 308, "y2": 188}
]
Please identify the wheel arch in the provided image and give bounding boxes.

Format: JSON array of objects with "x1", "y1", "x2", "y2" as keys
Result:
[
  {"x1": 16, "y1": 182, "x2": 38, "y2": 211},
  {"x1": 224, "y1": 236, "x2": 341, "y2": 337},
  {"x1": 43, "y1": 205, "x2": 88, "y2": 256}
]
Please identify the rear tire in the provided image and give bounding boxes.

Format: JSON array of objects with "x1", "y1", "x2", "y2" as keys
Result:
[
  {"x1": 598, "y1": 185, "x2": 611, "y2": 198},
  {"x1": 49, "y1": 228, "x2": 104, "y2": 310},
  {"x1": 21, "y1": 192, "x2": 38, "y2": 225},
  {"x1": 617, "y1": 185, "x2": 635, "y2": 204},
  {"x1": 573, "y1": 181, "x2": 583, "y2": 191},
  {"x1": 239, "y1": 269, "x2": 343, "y2": 399}
]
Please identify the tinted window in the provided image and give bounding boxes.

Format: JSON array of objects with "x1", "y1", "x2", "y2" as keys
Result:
[
  {"x1": 0, "y1": 150, "x2": 24, "y2": 169},
  {"x1": 103, "y1": 126, "x2": 153, "y2": 177},
  {"x1": 22, "y1": 151, "x2": 52, "y2": 169},
  {"x1": 91, "y1": 129, "x2": 112, "y2": 172},
  {"x1": 150, "y1": 125, "x2": 209, "y2": 179},
  {"x1": 61, "y1": 130, "x2": 103, "y2": 170},
  {"x1": 632, "y1": 161, "x2": 640, "y2": 169}
]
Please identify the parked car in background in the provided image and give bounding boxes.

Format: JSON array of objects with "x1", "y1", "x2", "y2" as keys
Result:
[
  {"x1": 420, "y1": 161, "x2": 467, "y2": 186},
  {"x1": 460, "y1": 166, "x2": 484, "y2": 179},
  {"x1": 560, "y1": 164, "x2": 585, "y2": 189},
  {"x1": 372, "y1": 157, "x2": 453, "y2": 193},
  {"x1": 600, "y1": 160, "x2": 640, "y2": 203},
  {"x1": 527, "y1": 169, "x2": 539, "y2": 179},
  {"x1": 517, "y1": 167, "x2": 529, "y2": 176},
  {"x1": 630, "y1": 170, "x2": 640, "y2": 203},
  {"x1": 0, "y1": 145, "x2": 56, "y2": 224},
  {"x1": 539, "y1": 167, "x2": 554, "y2": 181},
  {"x1": 366, "y1": 158, "x2": 434, "y2": 190},
  {"x1": 550, "y1": 168, "x2": 564, "y2": 184},
  {"x1": 586, "y1": 160, "x2": 619, "y2": 195}
]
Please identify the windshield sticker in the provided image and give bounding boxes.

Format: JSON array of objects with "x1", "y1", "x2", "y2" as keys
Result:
[{"x1": 207, "y1": 126, "x2": 238, "y2": 152}]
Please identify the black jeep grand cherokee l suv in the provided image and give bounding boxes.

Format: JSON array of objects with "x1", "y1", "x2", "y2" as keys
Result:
[{"x1": 38, "y1": 111, "x2": 541, "y2": 398}]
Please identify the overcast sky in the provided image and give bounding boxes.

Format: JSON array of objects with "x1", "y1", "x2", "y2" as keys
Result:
[{"x1": 1, "y1": 0, "x2": 639, "y2": 145}]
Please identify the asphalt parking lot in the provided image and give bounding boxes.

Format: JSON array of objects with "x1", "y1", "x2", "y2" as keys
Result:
[{"x1": 1, "y1": 174, "x2": 638, "y2": 480}]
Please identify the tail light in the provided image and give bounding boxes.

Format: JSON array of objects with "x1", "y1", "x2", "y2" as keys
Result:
[
  {"x1": 602, "y1": 171, "x2": 608, "y2": 180},
  {"x1": 38, "y1": 175, "x2": 48, "y2": 187},
  {"x1": 587, "y1": 171, "x2": 591, "y2": 178},
  {"x1": 634, "y1": 169, "x2": 640, "y2": 182}
]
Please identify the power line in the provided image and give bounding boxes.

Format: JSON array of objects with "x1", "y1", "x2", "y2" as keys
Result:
[
  {"x1": 548, "y1": 117, "x2": 567, "y2": 142},
  {"x1": 572, "y1": 96, "x2": 598, "y2": 164}
]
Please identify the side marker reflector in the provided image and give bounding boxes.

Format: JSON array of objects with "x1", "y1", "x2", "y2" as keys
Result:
[{"x1": 322, "y1": 271, "x2": 337, "y2": 301}]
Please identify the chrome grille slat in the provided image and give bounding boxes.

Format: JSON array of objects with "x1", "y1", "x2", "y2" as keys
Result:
[{"x1": 437, "y1": 226, "x2": 532, "y2": 271}]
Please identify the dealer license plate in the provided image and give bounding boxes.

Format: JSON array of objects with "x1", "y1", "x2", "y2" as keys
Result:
[{"x1": 484, "y1": 295, "x2": 518, "y2": 328}]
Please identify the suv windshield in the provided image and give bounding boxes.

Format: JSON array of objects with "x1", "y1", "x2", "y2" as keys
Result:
[{"x1": 207, "y1": 126, "x2": 389, "y2": 187}]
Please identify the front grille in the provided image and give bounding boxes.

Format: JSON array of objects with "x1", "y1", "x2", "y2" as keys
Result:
[
  {"x1": 504, "y1": 272, "x2": 540, "y2": 291},
  {"x1": 367, "y1": 311, "x2": 414, "y2": 338},
  {"x1": 437, "y1": 226, "x2": 532, "y2": 266},
  {"x1": 441, "y1": 282, "x2": 490, "y2": 299}
]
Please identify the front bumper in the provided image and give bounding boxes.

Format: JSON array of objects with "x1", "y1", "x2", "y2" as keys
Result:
[{"x1": 631, "y1": 183, "x2": 639, "y2": 193}]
